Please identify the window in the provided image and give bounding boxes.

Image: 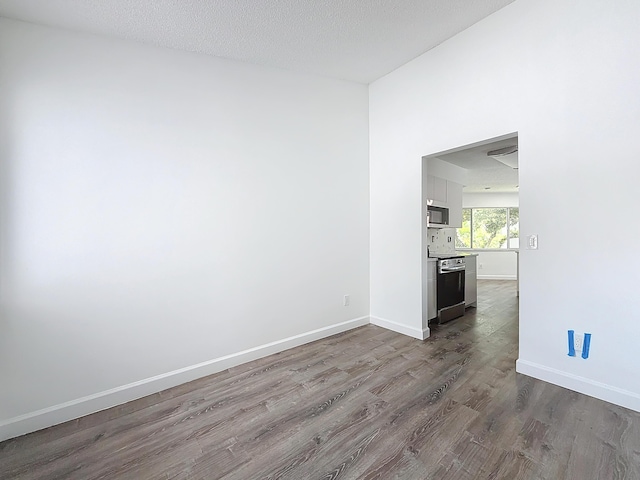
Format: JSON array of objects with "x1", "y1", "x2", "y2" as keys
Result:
[{"x1": 456, "y1": 207, "x2": 519, "y2": 249}]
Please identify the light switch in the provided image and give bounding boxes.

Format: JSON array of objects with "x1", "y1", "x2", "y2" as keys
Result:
[{"x1": 527, "y1": 234, "x2": 538, "y2": 250}]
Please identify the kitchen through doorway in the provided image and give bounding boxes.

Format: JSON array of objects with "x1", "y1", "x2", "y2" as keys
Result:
[{"x1": 421, "y1": 133, "x2": 520, "y2": 341}]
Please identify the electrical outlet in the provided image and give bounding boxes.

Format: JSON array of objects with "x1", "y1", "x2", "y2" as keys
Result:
[
  {"x1": 479, "y1": 263, "x2": 483, "y2": 269},
  {"x1": 568, "y1": 330, "x2": 592, "y2": 359},
  {"x1": 343, "y1": 295, "x2": 350, "y2": 306},
  {"x1": 574, "y1": 333, "x2": 583, "y2": 352}
]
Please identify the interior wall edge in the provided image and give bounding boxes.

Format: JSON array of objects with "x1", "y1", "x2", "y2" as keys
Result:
[
  {"x1": 516, "y1": 359, "x2": 640, "y2": 413},
  {"x1": 0, "y1": 315, "x2": 370, "y2": 442}
]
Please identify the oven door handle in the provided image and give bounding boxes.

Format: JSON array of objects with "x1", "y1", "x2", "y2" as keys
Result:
[{"x1": 440, "y1": 266, "x2": 466, "y2": 273}]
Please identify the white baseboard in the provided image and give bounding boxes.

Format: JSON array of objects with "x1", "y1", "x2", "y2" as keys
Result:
[
  {"x1": 370, "y1": 316, "x2": 429, "y2": 340},
  {"x1": 0, "y1": 316, "x2": 370, "y2": 443},
  {"x1": 477, "y1": 275, "x2": 517, "y2": 280},
  {"x1": 516, "y1": 359, "x2": 640, "y2": 413}
]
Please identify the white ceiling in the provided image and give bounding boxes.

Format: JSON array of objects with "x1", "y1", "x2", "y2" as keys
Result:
[
  {"x1": 435, "y1": 137, "x2": 519, "y2": 193},
  {"x1": 0, "y1": 0, "x2": 516, "y2": 84}
]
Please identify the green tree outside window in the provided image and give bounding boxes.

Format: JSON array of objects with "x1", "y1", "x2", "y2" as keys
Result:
[{"x1": 456, "y1": 207, "x2": 519, "y2": 249}]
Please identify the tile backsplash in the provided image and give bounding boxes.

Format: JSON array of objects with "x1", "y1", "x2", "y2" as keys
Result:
[{"x1": 427, "y1": 227, "x2": 457, "y2": 255}]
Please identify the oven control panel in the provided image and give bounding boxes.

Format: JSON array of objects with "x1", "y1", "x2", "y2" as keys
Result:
[{"x1": 438, "y1": 257, "x2": 465, "y2": 273}]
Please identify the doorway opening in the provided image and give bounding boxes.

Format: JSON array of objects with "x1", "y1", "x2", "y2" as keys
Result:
[{"x1": 421, "y1": 133, "x2": 519, "y2": 340}]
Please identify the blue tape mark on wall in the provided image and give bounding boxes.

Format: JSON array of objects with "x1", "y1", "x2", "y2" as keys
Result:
[
  {"x1": 568, "y1": 330, "x2": 575, "y2": 357},
  {"x1": 582, "y1": 333, "x2": 591, "y2": 359}
]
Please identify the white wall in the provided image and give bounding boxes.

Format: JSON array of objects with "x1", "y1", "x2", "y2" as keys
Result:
[
  {"x1": 463, "y1": 192, "x2": 519, "y2": 279},
  {"x1": 370, "y1": 0, "x2": 640, "y2": 411},
  {"x1": 0, "y1": 19, "x2": 370, "y2": 440},
  {"x1": 474, "y1": 252, "x2": 517, "y2": 280}
]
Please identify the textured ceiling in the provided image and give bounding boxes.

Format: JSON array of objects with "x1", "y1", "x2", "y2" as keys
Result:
[
  {"x1": 435, "y1": 137, "x2": 519, "y2": 193},
  {"x1": 0, "y1": 0, "x2": 515, "y2": 84}
]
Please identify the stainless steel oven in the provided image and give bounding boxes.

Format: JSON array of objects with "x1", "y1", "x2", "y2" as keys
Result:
[{"x1": 437, "y1": 257, "x2": 466, "y2": 323}]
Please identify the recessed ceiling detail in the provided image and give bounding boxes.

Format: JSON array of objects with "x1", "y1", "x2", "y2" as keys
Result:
[
  {"x1": 0, "y1": 0, "x2": 516, "y2": 84},
  {"x1": 487, "y1": 145, "x2": 518, "y2": 169}
]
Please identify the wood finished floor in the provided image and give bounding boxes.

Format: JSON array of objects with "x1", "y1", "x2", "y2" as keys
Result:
[{"x1": 2, "y1": 280, "x2": 640, "y2": 479}]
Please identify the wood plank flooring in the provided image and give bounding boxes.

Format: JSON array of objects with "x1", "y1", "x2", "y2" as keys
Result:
[{"x1": 2, "y1": 280, "x2": 640, "y2": 479}]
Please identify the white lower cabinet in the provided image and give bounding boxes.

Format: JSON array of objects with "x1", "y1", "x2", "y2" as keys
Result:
[
  {"x1": 465, "y1": 255, "x2": 477, "y2": 307},
  {"x1": 427, "y1": 261, "x2": 437, "y2": 321}
]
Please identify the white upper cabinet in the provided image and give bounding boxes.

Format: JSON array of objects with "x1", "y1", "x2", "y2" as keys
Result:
[
  {"x1": 427, "y1": 175, "x2": 448, "y2": 206},
  {"x1": 426, "y1": 174, "x2": 463, "y2": 228},
  {"x1": 447, "y1": 180, "x2": 463, "y2": 228}
]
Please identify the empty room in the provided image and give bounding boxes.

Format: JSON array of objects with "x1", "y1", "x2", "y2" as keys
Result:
[{"x1": 1, "y1": 1, "x2": 639, "y2": 478}]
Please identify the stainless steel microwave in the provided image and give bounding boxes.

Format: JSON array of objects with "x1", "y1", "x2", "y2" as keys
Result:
[{"x1": 427, "y1": 205, "x2": 449, "y2": 226}]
